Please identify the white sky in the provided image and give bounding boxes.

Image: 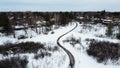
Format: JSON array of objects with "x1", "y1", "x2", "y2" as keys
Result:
[{"x1": 0, "y1": 0, "x2": 120, "y2": 11}]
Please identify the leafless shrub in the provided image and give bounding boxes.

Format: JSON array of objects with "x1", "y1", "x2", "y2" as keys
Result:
[
  {"x1": 47, "y1": 46, "x2": 59, "y2": 52},
  {"x1": 0, "y1": 42, "x2": 45, "y2": 55},
  {"x1": 34, "y1": 52, "x2": 51, "y2": 59},
  {"x1": 63, "y1": 37, "x2": 80, "y2": 46},
  {"x1": 18, "y1": 35, "x2": 27, "y2": 39},
  {"x1": 87, "y1": 40, "x2": 120, "y2": 64},
  {"x1": 0, "y1": 56, "x2": 28, "y2": 68},
  {"x1": 51, "y1": 31, "x2": 54, "y2": 34}
]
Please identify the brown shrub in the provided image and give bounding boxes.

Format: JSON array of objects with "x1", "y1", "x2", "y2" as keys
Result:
[
  {"x1": 87, "y1": 41, "x2": 120, "y2": 63},
  {"x1": 0, "y1": 42, "x2": 45, "y2": 55}
]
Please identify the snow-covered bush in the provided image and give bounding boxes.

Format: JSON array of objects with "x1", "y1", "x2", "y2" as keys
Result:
[
  {"x1": 63, "y1": 36, "x2": 80, "y2": 46},
  {"x1": 18, "y1": 35, "x2": 27, "y2": 39},
  {"x1": 47, "y1": 46, "x2": 59, "y2": 52},
  {"x1": 0, "y1": 42, "x2": 45, "y2": 55},
  {"x1": 34, "y1": 51, "x2": 51, "y2": 59},
  {"x1": 0, "y1": 56, "x2": 28, "y2": 68},
  {"x1": 87, "y1": 40, "x2": 120, "y2": 64}
]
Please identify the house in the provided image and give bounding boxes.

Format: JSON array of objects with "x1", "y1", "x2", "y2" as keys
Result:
[{"x1": 103, "y1": 19, "x2": 113, "y2": 24}]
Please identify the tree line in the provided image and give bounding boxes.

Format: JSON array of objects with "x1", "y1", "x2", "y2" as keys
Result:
[{"x1": 0, "y1": 12, "x2": 76, "y2": 35}]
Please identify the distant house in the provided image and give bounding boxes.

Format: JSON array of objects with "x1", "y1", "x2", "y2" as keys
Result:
[
  {"x1": 76, "y1": 16, "x2": 84, "y2": 22},
  {"x1": 103, "y1": 19, "x2": 113, "y2": 24},
  {"x1": 93, "y1": 18, "x2": 103, "y2": 23},
  {"x1": 77, "y1": 16, "x2": 84, "y2": 20}
]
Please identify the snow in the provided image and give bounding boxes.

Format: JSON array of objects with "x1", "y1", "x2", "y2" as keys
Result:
[
  {"x1": 26, "y1": 50, "x2": 69, "y2": 68},
  {"x1": 0, "y1": 22, "x2": 75, "y2": 68},
  {"x1": 103, "y1": 19, "x2": 113, "y2": 22},
  {"x1": 0, "y1": 22, "x2": 120, "y2": 68},
  {"x1": 20, "y1": 23, "x2": 75, "y2": 44},
  {"x1": 0, "y1": 37, "x2": 18, "y2": 45},
  {"x1": 15, "y1": 25, "x2": 24, "y2": 28},
  {"x1": 77, "y1": 16, "x2": 84, "y2": 19},
  {"x1": 17, "y1": 23, "x2": 76, "y2": 68},
  {"x1": 36, "y1": 21, "x2": 43, "y2": 25},
  {"x1": 15, "y1": 28, "x2": 38, "y2": 38},
  {"x1": 60, "y1": 22, "x2": 120, "y2": 68}
]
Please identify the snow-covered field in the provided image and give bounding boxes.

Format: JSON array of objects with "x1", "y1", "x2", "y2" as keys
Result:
[
  {"x1": 0, "y1": 23, "x2": 75, "y2": 68},
  {"x1": 61, "y1": 22, "x2": 120, "y2": 68},
  {"x1": 0, "y1": 22, "x2": 120, "y2": 68}
]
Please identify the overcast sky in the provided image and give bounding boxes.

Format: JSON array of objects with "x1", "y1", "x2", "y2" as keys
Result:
[{"x1": 0, "y1": 0, "x2": 120, "y2": 11}]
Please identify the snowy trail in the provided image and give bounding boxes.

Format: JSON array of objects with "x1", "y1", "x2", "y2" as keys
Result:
[{"x1": 57, "y1": 22, "x2": 78, "y2": 68}]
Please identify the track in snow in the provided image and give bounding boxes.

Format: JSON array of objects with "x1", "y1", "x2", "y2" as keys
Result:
[{"x1": 57, "y1": 23, "x2": 78, "y2": 68}]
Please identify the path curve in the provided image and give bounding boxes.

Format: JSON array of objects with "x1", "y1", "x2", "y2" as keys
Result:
[{"x1": 57, "y1": 22, "x2": 78, "y2": 68}]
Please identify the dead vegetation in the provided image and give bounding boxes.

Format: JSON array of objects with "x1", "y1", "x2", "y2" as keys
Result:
[
  {"x1": 0, "y1": 56, "x2": 28, "y2": 68},
  {"x1": 87, "y1": 40, "x2": 120, "y2": 64},
  {"x1": 0, "y1": 42, "x2": 45, "y2": 55}
]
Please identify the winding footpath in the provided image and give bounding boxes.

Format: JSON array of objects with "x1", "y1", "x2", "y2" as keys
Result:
[{"x1": 57, "y1": 23, "x2": 78, "y2": 68}]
